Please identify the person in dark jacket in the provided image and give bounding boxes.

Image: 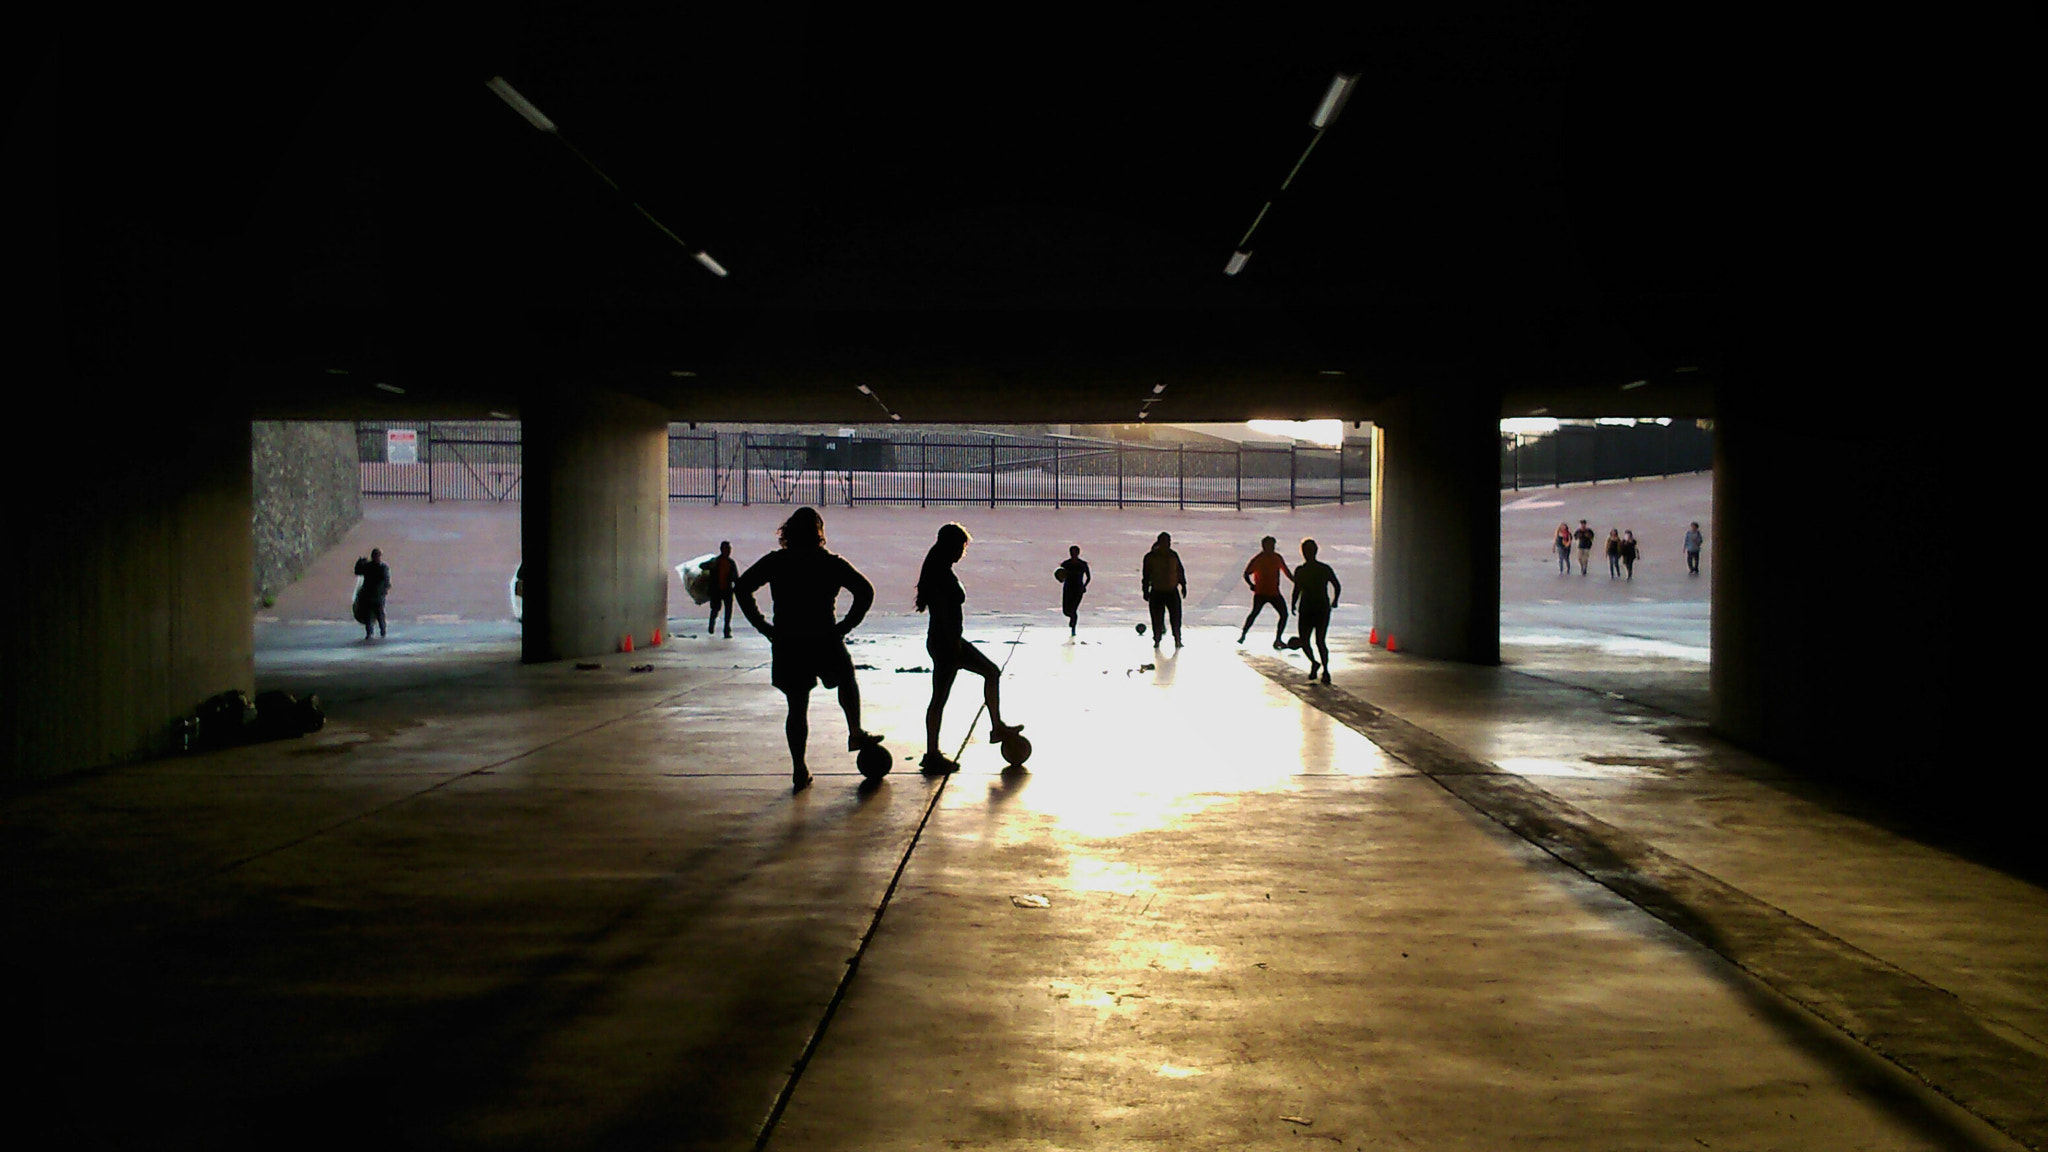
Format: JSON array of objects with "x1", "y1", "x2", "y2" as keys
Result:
[
  {"x1": 353, "y1": 549, "x2": 391, "y2": 640},
  {"x1": 1620, "y1": 530, "x2": 1639, "y2": 579},
  {"x1": 735, "y1": 508, "x2": 882, "y2": 792},
  {"x1": 702, "y1": 541, "x2": 740, "y2": 638}
]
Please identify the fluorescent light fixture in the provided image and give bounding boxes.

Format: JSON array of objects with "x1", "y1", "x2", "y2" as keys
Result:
[
  {"x1": 693, "y1": 251, "x2": 728, "y2": 277},
  {"x1": 1311, "y1": 73, "x2": 1358, "y2": 129},
  {"x1": 1530, "y1": 407, "x2": 1550, "y2": 415},
  {"x1": 374, "y1": 382, "x2": 405, "y2": 394},
  {"x1": 890, "y1": 413, "x2": 903, "y2": 422},
  {"x1": 1674, "y1": 365, "x2": 1700, "y2": 373},
  {"x1": 1224, "y1": 250, "x2": 1251, "y2": 276},
  {"x1": 1621, "y1": 379, "x2": 1648, "y2": 391},
  {"x1": 325, "y1": 367, "x2": 350, "y2": 375},
  {"x1": 856, "y1": 383, "x2": 872, "y2": 394},
  {"x1": 1319, "y1": 369, "x2": 1346, "y2": 376},
  {"x1": 485, "y1": 76, "x2": 557, "y2": 133},
  {"x1": 1596, "y1": 417, "x2": 1637, "y2": 426},
  {"x1": 1151, "y1": 383, "x2": 1166, "y2": 394},
  {"x1": 669, "y1": 369, "x2": 696, "y2": 377},
  {"x1": 488, "y1": 411, "x2": 512, "y2": 419}
]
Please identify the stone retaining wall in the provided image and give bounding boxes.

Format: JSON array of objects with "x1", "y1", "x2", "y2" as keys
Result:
[{"x1": 252, "y1": 422, "x2": 361, "y2": 607}]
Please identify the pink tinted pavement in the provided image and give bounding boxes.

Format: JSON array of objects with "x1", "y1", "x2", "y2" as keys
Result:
[{"x1": 267, "y1": 472, "x2": 1714, "y2": 636}]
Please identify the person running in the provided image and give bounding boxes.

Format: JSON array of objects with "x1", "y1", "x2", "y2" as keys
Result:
[
  {"x1": 1573, "y1": 520, "x2": 1596, "y2": 575},
  {"x1": 1620, "y1": 530, "x2": 1639, "y2": 579},
  {"x1": 353, "y1": 548, "x2": 392, "y2": 640},
  {"x1": 734, "y1": 507, "x2": 882, "y2": 792},
  {"x1": 1554, "y1": 522, "x2": 1573, "y2": 574},
  {"x1": 701, "y1": 541, "x2": 740, "y2": 638},
  {"x1": 1291, "y1": 538, "x2": 1342, "y2": 684},
  {"x1": 1141, "y1": 532, "x2": 1188, "y2": 647},
  {"x1": 1684, "y1": 521, "x2": 1704, "y2": 576},
  {"x1": 916, "y1": 523, "x2": 1022, "y2": 774},
  {"x1": 1056, "y1": 545, "x2": 1091, "y2": 636},
  {"x1": 1606, "y1": 529, "x2": 1623, "y2": 578},
  {"x1": 1238, "y1": 535, "x2": 1294, "y2": 648}
]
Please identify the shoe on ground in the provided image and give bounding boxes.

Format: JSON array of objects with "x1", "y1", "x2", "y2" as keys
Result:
[
  {"x1": 1272, "y1": 639, "x2": 1284, "y2": 650},
  {"x1": 989, "y1": 723, "x2": 1024, "y2": 744},
  {"x1": 1321, "y1": 671, "x2": 1332, "y2": 685},
  {"x1": 1307, "y1": 663, "x2": 1319, "y2": 680},
  {"x1": 919, "y1": 751, "x2": 960, "y2": 775},
  {"x1": 792, "y1": 769, "x2": 813, "y2": 792}
]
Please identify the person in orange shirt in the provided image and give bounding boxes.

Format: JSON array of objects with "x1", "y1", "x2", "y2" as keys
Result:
[{"x1": 1238, "y1": 535, "x2": 1294, "y2": 648}]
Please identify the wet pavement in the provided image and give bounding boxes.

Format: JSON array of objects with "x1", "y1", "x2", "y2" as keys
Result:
[{"x1": 5, "y1": 609, "x2": 2043, "y2": 1150}]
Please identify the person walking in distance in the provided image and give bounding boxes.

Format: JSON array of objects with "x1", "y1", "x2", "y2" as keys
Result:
[
  {"x1": 1141, "y1": 532, "x2": 1188, "y2": 647},
  {"x1": 702, "y1": 541, "x2": 740, "y2": 638},
  {"x1": 734, "y1": 507, "x2": 883, "y2": 793},
  {"x1": 1574, "y1": 520, "x2": 1596, "y2": 575},
  {"x1": 1554, "y1": 522, "x2": 1573, "y2": 574},
  {"x1": 1291, "y1": 539, "x2": 1342, "y2": 684},
  {"x1": 1684, "y1": 521, "x2": 1705, "y2": 576},
  {"x1": 1056, "y1": 545, "x2": 1091, "y2": 637},
  {"x1": 353, "y1": 548, "x2": 392, "y2": 640},
  {"x1": 1606, "y1": 529, "x2": 1623, "y2": 578},
  {"x1": 916, "y1": 523, "x2": 1023, "y2": 774},
  {"x1": 1620, "y1": 530, "x2": 1639, "y2": 579},
  {"x1": 1238, "y1": 535, "x2": 1293, "y2": 648}
]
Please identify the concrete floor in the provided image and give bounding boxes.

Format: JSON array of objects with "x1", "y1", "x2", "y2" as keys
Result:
[{"x1": 6, "y1": 612, "x2": 2044, "y2": 1151}]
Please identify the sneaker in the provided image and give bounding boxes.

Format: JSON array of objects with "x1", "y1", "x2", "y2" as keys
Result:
[
  {"x1": 919, "y1": 751, "x2": 960, "y2": 775},
  {"x1": 849, "y1": 729, "x2": 884, "y2": 752},
  {"x1": 989, "y1": 722, "x2": 1024, "y2": 744},
  {"x1": 1272, "y1": 638, "x2": 1285, "y2": 650},
  {"x1": 792, "y1": 769, "x2": 813, "y2": 792},
  {"x1": 1320, "y1": 671, "x2": 1332, "y2": 685},
  {"x1": 1307, "y1": 663, "x2": 1319, "y2": 680},
  {"x1": 1237, "y1": 630, "x2": 1247, "y2": 644}
]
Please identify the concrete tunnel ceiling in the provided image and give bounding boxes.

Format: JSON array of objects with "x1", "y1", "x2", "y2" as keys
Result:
[{"x1": 49, "y1": 4, "x2": 1872, "y2": 424}]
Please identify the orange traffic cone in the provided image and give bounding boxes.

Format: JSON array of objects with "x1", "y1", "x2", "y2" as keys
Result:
[
  {"x1": 1368, "y1": 626, "x2": 1380, "y2": 645},
  {"x1": 621, "y1": 633, "x2": 634, "y2": 653},
  {"x1": 650, "y1": 627, "x2": 663, "y2": 646},
  {"x1": 1385, "y1": 634, "x2": 1399, "y2": 653}
]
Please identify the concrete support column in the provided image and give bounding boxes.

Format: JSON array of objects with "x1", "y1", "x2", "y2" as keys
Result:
[
  {"x1": 1710, "y1": 403, "x2": 1945, "y2": 786},
  {"x1": 521, "y1": 387, "x2": 669, "y2": 663},
  {"x1": 1370, "y1": 386, "x2": 1501, "y2": 663},
  {"x1": 4, "y1": 397, "x2": 254, "y2": 785}
]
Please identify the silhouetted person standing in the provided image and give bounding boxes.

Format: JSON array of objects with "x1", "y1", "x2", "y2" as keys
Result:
[
  {"x1": 353, "y1": 549, "x2": 391, "y2": 640},
  {"x1": 916, "y1": 523, "x2": 1022, "y2": 774},
  {"x1": 1142, "y1": 532, "x2": 1188, "y2": 647},
  {"x1": 1292, "y1": 538, "x2": 1341, "y2": 684},
  {"x1": 1684, "y1": 522, "x2": 1704, "y2": 575},
  {"x1": 1574, "y1": 520, "x2": 1595, "y2": 575},
  {"x1": 1238, "y1": 535, "x2": 1293, "y2": 648},
  {"x1": 735, "y1": 508, "x2": 881, "y2": 792},
  {"x1": 1057, "y1": 545, "x2": 1091, "y2": 636},
  {"x1": 702, "y1": 541, "x2": 740, "y2": 638}
]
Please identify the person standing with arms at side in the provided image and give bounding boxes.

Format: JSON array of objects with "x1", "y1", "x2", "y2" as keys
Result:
[
  {"x1": 1554, "y1": 522, "x2": 1573, "y2": 574},
  {"x1": 1238, "y1": 535, "x2": 1293, "y2": 648},
  {"x1": 1141, "y1": 531, "x2": 1188, "y2": 648},
  {"x1": 1684, "y1": 521, "x2": 1705, "y2": 576},
  {"x1": 1291, "y1": 538, "x2": 1342, "y2": 684},
  {"x1": 353, "y1": 548, "x2": 392, "y2": 641},
  {"x1": 734, "y1": 507, "x2": 883, "y2": 793},
  {"x1": 1606, "y1": 528, "x2": 1623, "y2": 578},
  {"x1": 916, "y1": 523, "x2": 1023, "y2": 774},
  {"x1": 1574, "y1": 519, "x2": 1596, "y2": 575},
  {"x1": 1056, "y1": 545, "x2": 1091, "y2": 637},
  {"x1": 702, "y1": 541, "x2": 740, "y2": 638},
  {"x1": 1620, "y1": 530, "x2": 1639, "y2": 579}
]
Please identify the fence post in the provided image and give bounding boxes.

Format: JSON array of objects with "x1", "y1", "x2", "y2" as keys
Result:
[
  {"x1": 989, "y1": 436, "x2": 997, "y2": 509},
  {"x1": 1177, "y1": 443, "x2": 1185, "y2": 509},
  {"x1": 425, "y1": 423, "x2": 436, "y2": 503},
  {"x1": 742, "y1": 432, "x2": 751, "y2": 505},
  {"x1": 1236, "y1": 446, "x2": 1243, "y2": 510},
  {"x1": 1117, "y1": 441, "x2": 1124, "y2": 510},
  {"x1": 1053, "y1": 439, "x2": 1061, "y2": 509},
  {"x1": 1337, "y1": 440, "x2": 1346, "y2": 505},
  {"x1": 1288, "y1": 443, "x2": 1297, "y2": 508}
]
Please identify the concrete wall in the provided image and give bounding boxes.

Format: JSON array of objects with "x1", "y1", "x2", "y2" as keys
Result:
[
  {"x1": 5, "y1": 401, "x2": 254, "y2": 786},
  {"x1": 252, "y1": 421, "x2": 361, "y2": 607},
  {"x1": 522, "y1": 388, "x2": 670, "y2": 663}
]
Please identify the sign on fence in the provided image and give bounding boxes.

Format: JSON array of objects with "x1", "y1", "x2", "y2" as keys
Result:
[{"x1": 386, "y1": 428, "x2": 419, "y2": 465}]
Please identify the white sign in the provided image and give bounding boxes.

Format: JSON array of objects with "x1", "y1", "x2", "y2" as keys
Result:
[{"x1": 387, "y1": 428, "x2": 419, "y2": 465}]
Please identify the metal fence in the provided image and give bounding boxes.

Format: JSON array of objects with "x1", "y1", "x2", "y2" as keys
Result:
[
  {"x1": 1500, "y1": 420, "x2": 1714, "y2": 490},
  {"x1": 718, "y1": 431, "x2": 1367, "y2": 509},
  {"x1": 357, "y1": 422, "x2": 523, "y2": 501}
]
